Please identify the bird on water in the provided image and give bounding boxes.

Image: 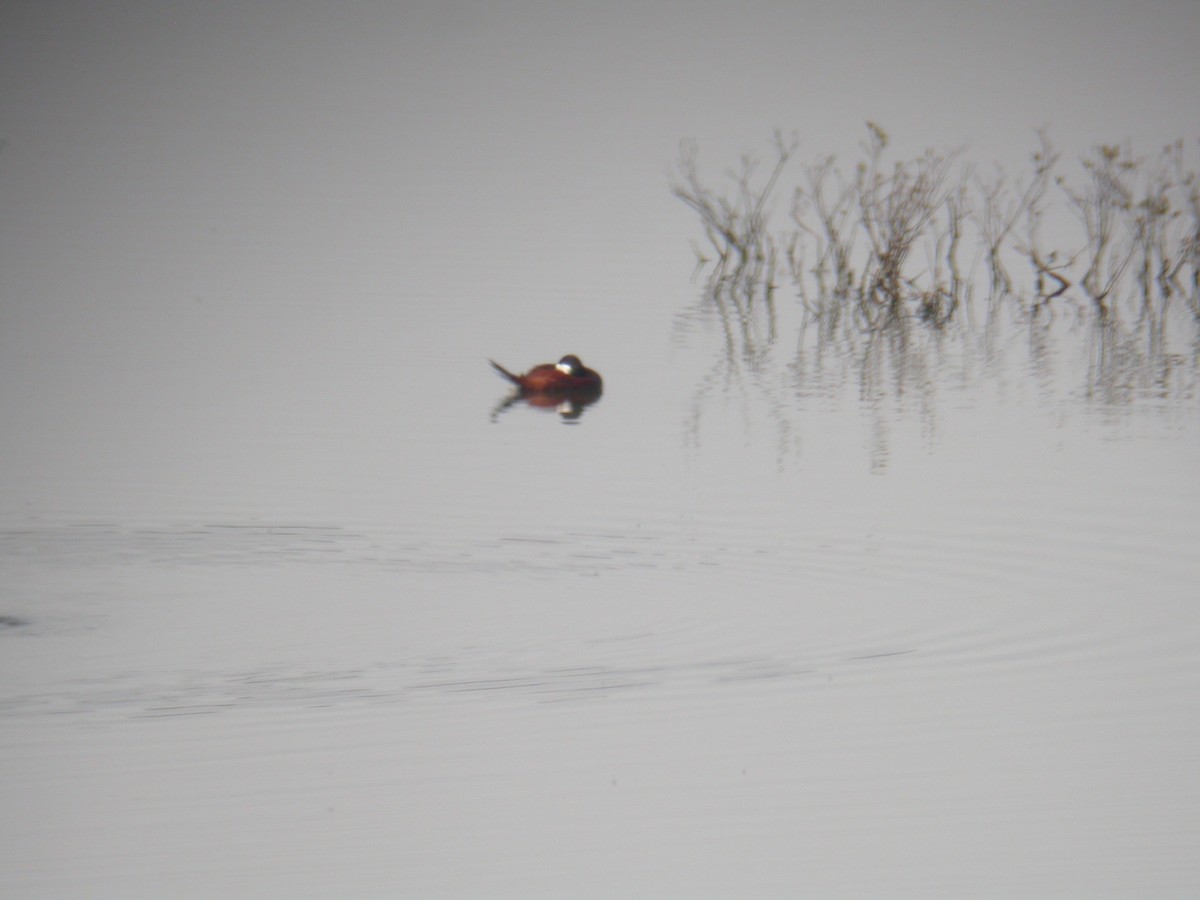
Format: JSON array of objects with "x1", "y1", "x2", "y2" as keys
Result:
[{"x1": 488, "y1": 355, "x2": 603, "y2": 395}]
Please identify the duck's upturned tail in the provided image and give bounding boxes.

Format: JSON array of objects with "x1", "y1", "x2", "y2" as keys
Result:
[{"x1": 489, "y1": 360, "x2": 522, "y2": 386}]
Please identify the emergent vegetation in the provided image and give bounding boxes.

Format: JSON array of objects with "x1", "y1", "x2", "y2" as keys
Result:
[
  {"x1": 671, "y1": 125, "x2": 1199, "y2": 456},
  {"x1": 673, "y1": 124, "x2": 1200, "y2": 331}
]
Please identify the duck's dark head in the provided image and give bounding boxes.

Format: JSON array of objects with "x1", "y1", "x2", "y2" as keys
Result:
[{"x1": 555, "y1": 354, "x2": 585, "y2": 374}]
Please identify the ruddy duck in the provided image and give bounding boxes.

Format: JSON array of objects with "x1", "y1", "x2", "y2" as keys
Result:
[{"x1": 489, "y1": 355, "x2": 603, "y2": 395}]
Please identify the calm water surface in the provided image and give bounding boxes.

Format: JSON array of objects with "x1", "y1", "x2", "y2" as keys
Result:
[
  {"x1": 2, "y1": 3, "x2": 1199, "y2": 897},
  {"x1": 4, "y1": 332, "x2": 1198, "y2": 897}
]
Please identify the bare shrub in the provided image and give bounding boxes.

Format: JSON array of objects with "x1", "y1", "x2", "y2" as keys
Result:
[
  {"x1": 671, "y1": 127, "x2": 1200, "y2": 454},
  {"x1": 674, "y1": 125, "x2": 1200, "y2": 331}
]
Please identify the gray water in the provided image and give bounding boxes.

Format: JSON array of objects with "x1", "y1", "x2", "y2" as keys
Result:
[{"x1": 2, "y1": 3, "x2": 1199, "y2": 897}]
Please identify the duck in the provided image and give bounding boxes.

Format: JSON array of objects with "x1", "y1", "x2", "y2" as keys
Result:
[{"x1": 489, "y1": 355, "x2": 603, "y2": 395}]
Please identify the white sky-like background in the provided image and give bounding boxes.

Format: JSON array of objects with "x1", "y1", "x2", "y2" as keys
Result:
[{"x1": 1, "y1": 0, "x2": 1198, "y2": 516}]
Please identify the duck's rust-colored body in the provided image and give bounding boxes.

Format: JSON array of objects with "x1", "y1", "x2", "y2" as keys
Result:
[{"x1": 489, "y1": 355, "x2": 603, "y2": 396}]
